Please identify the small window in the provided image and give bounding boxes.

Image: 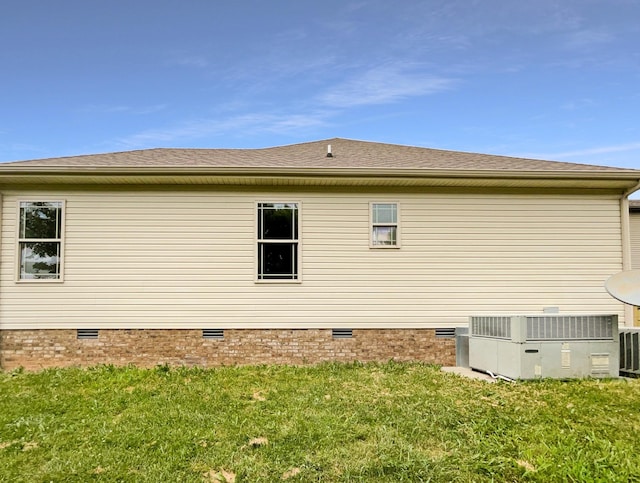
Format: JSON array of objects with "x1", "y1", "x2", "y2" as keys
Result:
[
  {"x1": 257, "y1": 202, "x2": 300, "y2": 281},
  {"x1": 370, "y1": 202, "x2": 399, "y2": 247},
  {"x1": 18, "y1": 201, "x2": 64, "y2": 280}
]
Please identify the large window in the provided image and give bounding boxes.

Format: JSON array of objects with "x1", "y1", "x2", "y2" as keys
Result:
[
  {"x1": 257, "y1": 202, "x2": 299, "y2": 281},
  {"x1": 18, "y1": 201, "x2": 64, "y2": 280},
  {"x1": 370, "y1": 202, "x2": 399, "y2": 247}
]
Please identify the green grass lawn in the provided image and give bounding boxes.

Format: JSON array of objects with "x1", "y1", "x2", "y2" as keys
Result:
[{"x1": 1, "y1": 362, "x2": 639, "y2": 482}]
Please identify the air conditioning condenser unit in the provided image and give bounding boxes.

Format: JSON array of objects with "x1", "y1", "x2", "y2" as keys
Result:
[{"x1": 468, "y1": 315, "x2": 619, "y2": 380}]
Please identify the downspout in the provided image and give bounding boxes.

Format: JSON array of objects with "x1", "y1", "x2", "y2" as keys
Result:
[{"x1": 620, "y1": 180, "x2": 640, "y2": 327}]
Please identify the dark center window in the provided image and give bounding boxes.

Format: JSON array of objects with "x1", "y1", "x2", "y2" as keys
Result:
[{"x1": 257, "y1": 203, "x2": 299, "y2": 280}]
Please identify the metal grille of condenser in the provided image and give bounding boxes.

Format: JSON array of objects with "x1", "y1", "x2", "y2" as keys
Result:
[
  {"x1": 526, "y1": 315, "x2": 615, "y2": 340},
  {"x1": 470, "y1": 316, "x2": 511, "y2": 339},
  {"x1": 470, "y1": 315, "x2": 616, "y2": 342},
  {"x1": 620, "y1": 328, "x2": 640, "y2": 377}
]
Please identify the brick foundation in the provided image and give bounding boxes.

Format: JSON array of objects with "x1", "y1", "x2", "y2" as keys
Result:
[{"x1": 0, "y1": 329, "x2": 456, "y2": 371}]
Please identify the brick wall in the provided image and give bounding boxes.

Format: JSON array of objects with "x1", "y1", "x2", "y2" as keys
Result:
[{"x1": 0, "y1": 328, "x2": 456, "y2": 371}]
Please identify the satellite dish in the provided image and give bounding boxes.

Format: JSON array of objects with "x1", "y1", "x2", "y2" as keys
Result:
[{"x1": 605, "y1": 270, "x2": 640, "y2": 306}]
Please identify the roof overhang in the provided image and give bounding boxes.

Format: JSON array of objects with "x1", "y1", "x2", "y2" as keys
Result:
[{"x1": 0, "y1": 166, "x2": 639, "y2": 191}]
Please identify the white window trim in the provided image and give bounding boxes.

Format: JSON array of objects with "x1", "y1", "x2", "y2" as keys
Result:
[
  {"x1": 15, "y1": 200, "x2": 66, "y2": 283},
  {"x1": 255, "y1": 201, "x2": 302, "y2": 283},
  {"x1": 369, "y1": 201, "x2": 401, "y2": 249}
]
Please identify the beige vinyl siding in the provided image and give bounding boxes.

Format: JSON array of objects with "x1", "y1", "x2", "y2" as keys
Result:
[
  {"x1": 629, "y1": 212, "x2": 640, "y2": 270},
  {"x1": 0, "y1": 188, "x2": 626, "y2": 329}
]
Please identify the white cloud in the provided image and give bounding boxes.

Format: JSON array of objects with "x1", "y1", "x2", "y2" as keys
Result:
[
  {"x1": 523, "y1": 142, "x2": 640, "y2": 160},
  {"x1": 319, "y1": 63, "x2": 455, "y2": 108},
  {"x1": 116, "y1": 111, "x2": 330, "y2": 148},
  {"x1": 560, "y1": 98, "x2": 597, "y2": 110},
  {"x1": 264, "y1": 114, "x2": 329, "y2": 133},
  {"x1": 80, "y1": 104, "x2": 168, "y2": 115},
  {"x1": 0, "y1": 142, "x2": 50, "y2": 162},
  {"x1": 115, "y1": 62, "x2": 455, "y2": 149},
  {"x1": 114, "y1": 59, "x2": 455, "y2": 149},
  {"x1": 563, "y1": 28, "x2": 614, "y2": 50},
  {"x1": 167, "y1": 53, "x2": 210, "y2": 69},
  {"x1": 545, "y1": 142, "x2": 640, "y2": 159}
]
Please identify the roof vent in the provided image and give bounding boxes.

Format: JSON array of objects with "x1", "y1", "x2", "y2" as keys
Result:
[{"x1": 326, "y1": 144, "x2": 333, "y2": 157}]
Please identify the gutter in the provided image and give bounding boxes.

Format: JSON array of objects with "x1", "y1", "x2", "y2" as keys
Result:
[
  {"x1": 1, "y1": 167, "x2": 639, "y2": 193},
  {"x1": 0, "y1": 165, "x2": 640, "y2": 181}
]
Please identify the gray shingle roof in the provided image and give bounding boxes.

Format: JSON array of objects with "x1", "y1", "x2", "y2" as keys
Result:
[{"x1": 2, "y1": 138, "x2": 638, "y2": 174}]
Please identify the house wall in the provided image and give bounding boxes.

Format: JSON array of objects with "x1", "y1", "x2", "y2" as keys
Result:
[
  {"x1": 629, "y1": 211, "x2": 640, "y2": 270},
  {"x1": 628, "y1": 210, "x2": 640, "y2": 326},
  {"x1": 0, "y1": 328, "x2": 456, "y2": 371},
  {"x1": 0, "y1": 186, "x2": 626, "y2": 368}
]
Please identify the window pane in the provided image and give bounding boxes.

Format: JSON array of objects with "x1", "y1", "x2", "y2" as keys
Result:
[
  {"x1": 292, "y1": 207, "x2": 298, "y2": 239},
  {"x1": 258, "y1": 243, "x2": 297, "y2": 279},
  {"x1": 259, "y1": 204, "x2": 297, "y2": 240},
  {"x1": 373, "y1": 204, "x2": 396, "y2": 224},
  {"x1": 20, "y1": 202, "x2": 62, "y2": 239},
  {"x1": 372, "y1": 226, "x2": 397, "y2": 245},
  {"x1": 20, "y1": 242, "x2": 60, "y2": 279}
]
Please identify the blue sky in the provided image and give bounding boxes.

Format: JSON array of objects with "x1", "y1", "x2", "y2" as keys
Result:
[{"x1": 1, "y1": 0, "x2": 639, "y2": 169}]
